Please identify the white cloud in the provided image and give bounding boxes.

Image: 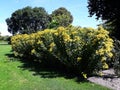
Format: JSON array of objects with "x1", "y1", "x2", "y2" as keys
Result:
[{"x1": 0, "y1": 22, "x2": 12, "y2": 36}]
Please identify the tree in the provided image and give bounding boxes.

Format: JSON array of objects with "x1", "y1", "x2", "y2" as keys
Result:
[
  {"x1": 88, "y1": 0, "x2": 120, "y2": 39},
  {"x1": 6, "y1": 6, "x2": 50, "y2": 35},
  {"x1": 0, "y1": 32, "x2": 2, "y2": 41},
  {"x1": 49, "y1": 7, "x2": 73, "y2": 28}
]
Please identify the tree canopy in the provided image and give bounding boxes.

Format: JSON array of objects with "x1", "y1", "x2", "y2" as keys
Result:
[
  {"x1": 6, "y1": 6, "x2": 50, "y2": 35},
  {"x1": 6, "y1": 6, "x2": 73, "y2": 35},
  {"x1": 88, "y1": 0, "x2": 120, "y2": 39},
  {"x1": 49, "y1": 7, "x2": 73, "y2": 28}
]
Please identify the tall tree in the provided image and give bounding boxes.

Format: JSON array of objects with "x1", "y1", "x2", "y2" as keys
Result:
[
  {"x1": 88, "y1": 0, "x2": 120, "y2": 39},
  {"x1": 6, "y1": 6, "x2": 50, "y2": 35},
  {"x1": 49, "y1": 7, "x2": 73, "y2": 28}
]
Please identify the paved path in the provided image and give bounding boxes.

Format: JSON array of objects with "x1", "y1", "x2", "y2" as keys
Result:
[{"x1": 87, "y1": 69, "x2": 120, "y2": 90}]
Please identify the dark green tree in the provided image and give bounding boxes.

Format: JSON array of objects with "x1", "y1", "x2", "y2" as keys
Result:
[
  {"x1": 49, "y1": 7, "x2": 73, "y2": 28},
  {"x1": 88, "y1": 0, "x2": 120, "y2": 39},
  {"x1": 0, "y1": 32, "x2": 2, "y2": 41},
  {"x1": 6, "y1": 6, "x2": 50, "y2": 35}
]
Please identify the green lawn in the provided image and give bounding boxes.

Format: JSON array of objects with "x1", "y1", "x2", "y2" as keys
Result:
[{"x1": 0, "y1": 44, "x2": 111, "y2": 90}]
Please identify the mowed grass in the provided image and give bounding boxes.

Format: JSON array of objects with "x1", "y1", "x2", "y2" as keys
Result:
[{"x1": 0, "y1": 44, "x2": 111, "y2": 90}]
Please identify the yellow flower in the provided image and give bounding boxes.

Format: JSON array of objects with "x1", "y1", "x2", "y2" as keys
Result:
[
  {"x1": 49, "y1": 42, "x2": 55, "y2": 52},
  {"x1": 96, "y1": 34, "x2": 105, "y2": 39},
  {"x1": 14, "y1": 51, "x2": 19, "y2": 57},
  {"x1": 74, "y1": 36, "x2": 80, "y2": 41},
  {"x1": 99, "y1": 71, "x2": 104, "y2": 76},
  {"x1": 96, "y1": 49, "x2": 104, "y2": 55},
  {"x1": 77, "y1": 57, "x2": 81, "y2": 62},
  {"x1": 108, "y1": 53, "x2": 113, "y2": 58},
  {"x1": 82, "y1": 72, "x2": 87, "y2": 79},
  {"x1": 49, "y1": 47, "x2": 53, "y2": 52},
  {"x1": 57, "y1": 27, "x2": 65, "y2": 33},
  {"x1": 31, "y1": 49, "x2": 36, "y2": 54},
  {"x1": 37, "y1": 40, "x2": 42, "y2": 45},
  {"x1": 54, "y1": 32, "x2": 58, "y2": 36},
  {"x1": 103, "y1": 62, "x2": 109, "y2": 69},
  {"x1": 63, "y1": 33, "x2": 72, "y2": 42},
  {"x1": 101, "y1": 57, "x2": 106, "y2": 62},
  {"x1": 72, "y1": 31, "x2": 77, "y2": 35},
  {"x1": 50, "y1": 42, "x2": 55, "y2": 47}
]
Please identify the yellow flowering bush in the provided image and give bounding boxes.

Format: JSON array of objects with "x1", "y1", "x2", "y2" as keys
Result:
[{"x1": 11, "y1": 26, "x2": 114, "y2": 76}]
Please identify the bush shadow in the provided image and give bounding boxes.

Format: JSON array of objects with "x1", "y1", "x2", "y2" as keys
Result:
[
  {"x1": 5, "y1": 53, "x2": 86, "y2": 83},
  {"x1": 0, "y1": 43, "x2": 9, "y2": 45}
]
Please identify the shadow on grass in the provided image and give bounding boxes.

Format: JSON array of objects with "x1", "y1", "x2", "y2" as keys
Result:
[
  {"x1": 0, "y1": 43, "x2": 9, "y2": 45},
  {"x1": 5, "y1": 53, "x2": 86, "y2": 83}
]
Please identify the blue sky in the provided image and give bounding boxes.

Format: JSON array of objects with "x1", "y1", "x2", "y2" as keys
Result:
[{"x1": 0, "y1": 0, "x2": 102, "y2": 35}]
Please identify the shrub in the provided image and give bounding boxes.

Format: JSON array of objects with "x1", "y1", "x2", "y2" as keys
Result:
[
  {"x1": 112, "y1": 39, "x2": 120, "y2": 76},
  {"x1": 0, "y1": 36, "x2": 12, "y2": 44},
  {"x1": 11, "y1": 26, "x2": 114, "y2": 77}
]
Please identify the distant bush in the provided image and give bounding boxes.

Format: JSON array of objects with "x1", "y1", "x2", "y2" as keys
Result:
[
  {"x1": 0, "y1": 35, "x2": 11, "y2": 44},
  {"x1": 0, "y1": 36, "x2": 3, "y2": 41},
  {"x1": 11, "y1": 26, "x2": 114, "y2": 77}
]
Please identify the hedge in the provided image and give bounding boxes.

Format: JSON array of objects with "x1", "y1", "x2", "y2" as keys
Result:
[{"x1": 11, "y1": 26, "x2": 114, "y2": 77}]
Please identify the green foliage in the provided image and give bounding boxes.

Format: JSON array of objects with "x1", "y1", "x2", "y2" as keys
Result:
[
  {"x1": 6, "y1": 6, "x2": 50, "y2": 35},
  {"x1": 2, "y1": 35, "x2": 10, "y2": 41},
  {"x1": 50, "y1": 7, "x2": 73, "y2": 28},
  {"x1": 6, "y1": 6, "x2": 74, "y2": 35},
  {"x1": 0, "y1": 36, "x2": 3, "y2": 41},
  {"x1": 112, "y1": 39, "x2": 120, "y2": 76},
  {"x1": 0, "y1": 35, "x2": 11, "y2": 44},
  {"x1": 0, "y1": 45, "x2": 110, "y2": 90},
  {"x1": 48, "y1": 20, "x2": 59, "y2": 29},
  {"x1": 88, "y1": 0, "x2": 120, "y2": 40},
  {"x1": 11, "y1": 26, "x2": 114, "y2": 76}
]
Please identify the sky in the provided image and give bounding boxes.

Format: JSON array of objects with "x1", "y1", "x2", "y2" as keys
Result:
[{"x1": 0, "y1": 0, "x2": 102, "y2": 36}]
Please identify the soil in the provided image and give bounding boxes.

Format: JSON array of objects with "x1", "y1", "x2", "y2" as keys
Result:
[{"x1": 87, "y1": 69, "x2": 120, "y2": 90}]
